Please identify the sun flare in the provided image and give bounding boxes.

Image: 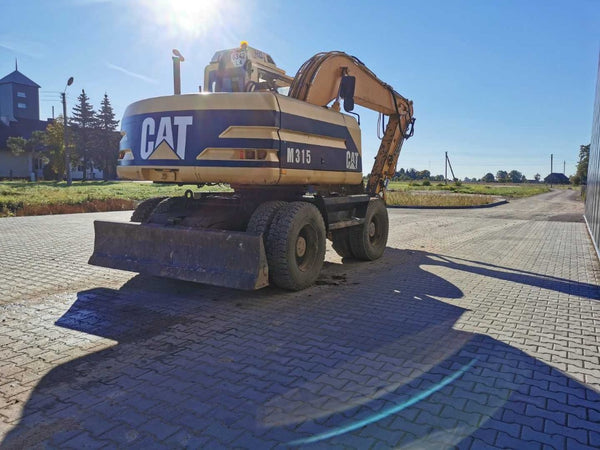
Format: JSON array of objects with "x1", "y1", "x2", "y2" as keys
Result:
[{"x1": 143, "y1": 0, "x2": 238, "y2": 39}]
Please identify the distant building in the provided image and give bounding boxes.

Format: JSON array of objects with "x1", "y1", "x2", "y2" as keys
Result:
[
  {"x1": 0, "y1": 64, "x2": 105, "y2": 180},
  {"x1": 585, "y1": 54, "x2": 600, "y2": 259},
  {"x1": 0, "y1": 63, "x2": 47, "y2": 179},
  {"x1": 544, "y1": 173, "x2": 570, "y2": 184}
]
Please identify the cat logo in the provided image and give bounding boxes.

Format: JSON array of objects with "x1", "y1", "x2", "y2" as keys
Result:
[
  {"x1": 346, "y1": 151, "x2": 359, "y2": 170},
  {"x1": 140, "y1": 116, "x2": 193, "y2": 160}
]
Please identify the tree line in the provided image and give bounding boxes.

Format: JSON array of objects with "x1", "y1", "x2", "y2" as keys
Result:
[
  {"x1": 571, "y1": 144, "x2": 589, "y2": 186},
  {"x1": 394, "y1": 167, "x2": 541, "y2": 183},
  {"x1": 393, "y1": 168, "x2": 445, "y2": 182},
  {"x1": 7, "y1": 90, "x2": 120, "y2": 180},
  {"x1": 480, "y1": 170, "x2": 540, "y2": 183},
  {"x1": 395, "y1": 143, "x2": 592, "y2": 185}
]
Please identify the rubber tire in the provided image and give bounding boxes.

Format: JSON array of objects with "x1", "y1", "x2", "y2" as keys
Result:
[
  {"x1": 246, "y1": 201, "x2": 287, "y2": 239},
  {"x1": 266, "y1": 202, "x2": 326, "y2": 291},
  {"x1": 350, "y1": 198, "x2": 389, "y2": 261},
  {"x1": 331, "y1": 228, "x2": 355, "y2": 259},
  {"x1": 130, "y1": 197, "x2": 167, "y2": 223},
  {"x1": 152, "y1": 196, "x2": 187, "y2": 214}
]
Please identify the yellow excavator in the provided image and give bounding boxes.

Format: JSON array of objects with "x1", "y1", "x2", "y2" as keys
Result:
[{"x1": 89, "y1": 42, "x2": 415, "y2": 290}]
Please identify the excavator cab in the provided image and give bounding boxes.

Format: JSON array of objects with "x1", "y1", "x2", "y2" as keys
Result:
[
  {"x1": 204, "y1": 42, "x2": 293, "y2": 93},
  {"x1": 207, "y1": 67, "x2": 246, "y2": 92}
]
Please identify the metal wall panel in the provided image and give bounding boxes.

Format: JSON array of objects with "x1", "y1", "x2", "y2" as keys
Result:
[{"x1": 585, "y1": 56, "x2": 600, "y2": 258}]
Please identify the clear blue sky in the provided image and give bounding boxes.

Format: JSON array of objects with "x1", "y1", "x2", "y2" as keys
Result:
[{"x1": 1, "y1": 0, "x2": 598, "y2": 179}]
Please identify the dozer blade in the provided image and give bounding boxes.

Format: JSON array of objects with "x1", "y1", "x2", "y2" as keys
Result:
[{"x1": 89, "y1": 221, "x2": 269, "y2": 290}]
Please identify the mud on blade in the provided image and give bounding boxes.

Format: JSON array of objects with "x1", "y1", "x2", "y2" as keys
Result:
[{"x1": 89, "y1": 221, "x2": 269, "y2": 290}]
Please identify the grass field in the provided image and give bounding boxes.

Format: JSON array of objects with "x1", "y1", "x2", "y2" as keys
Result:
[
  {"x1": 384, "y1": 181, "x2": 552, "y2": 207},
  {"x1": 385, "y1": 191, "x2": 500, "y2": 207},
  {"x1": 0, "y1": 180, "x2": 554, "y2": 217},
  {"x1": 0, "y1": 181, "x2": 229, "y2": 217},
  {"x1": 386, "y1": 181, "x2": 551, "y2": 198}
]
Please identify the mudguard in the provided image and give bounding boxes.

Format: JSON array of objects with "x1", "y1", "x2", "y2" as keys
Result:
[{"x1": 89, "y1": 221, "x2": 269, "y2": 290}]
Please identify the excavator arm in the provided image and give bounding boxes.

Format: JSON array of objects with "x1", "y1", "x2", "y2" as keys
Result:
[{"x1": 288, "y1": 51, "x2": 415, "y2": 195}]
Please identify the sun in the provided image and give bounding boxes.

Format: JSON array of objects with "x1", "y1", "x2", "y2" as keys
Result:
[{"x1": 143, "y1": 0, "x2": 235, "y2": 39}]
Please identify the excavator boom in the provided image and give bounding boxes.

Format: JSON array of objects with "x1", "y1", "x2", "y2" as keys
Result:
[{"x1": 289, "y1": 51, "x2": 415, "y2": 194}]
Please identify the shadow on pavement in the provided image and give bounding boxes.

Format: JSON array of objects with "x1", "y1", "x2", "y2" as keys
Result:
[
  {"x1": 2, "y1": 249, "x2": 599, "y2": 448},
  {"x1": 424, "y1": 253, "x2": 599, "y2": 300}
]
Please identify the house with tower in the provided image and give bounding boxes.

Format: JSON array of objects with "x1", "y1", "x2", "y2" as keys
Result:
[{"x1": 0, "y1": 62, "x2": 48, "y2": 179}]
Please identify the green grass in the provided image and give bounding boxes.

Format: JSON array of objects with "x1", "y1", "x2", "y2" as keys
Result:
[
  {"x1": 386, "y1": 191, "x2": 498, "y2": 207},
  {"x1": 386, "y1": 181, "x2": 551, "y2": 198},
  {"x1": 0, "y1": 180, "x2": 553, "y2": 216},
  {"x1": 0, "y1": 181, "x2": 230, "y2": 216}
]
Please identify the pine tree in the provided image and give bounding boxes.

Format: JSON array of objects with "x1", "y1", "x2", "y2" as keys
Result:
[
  {"x1": 97, "y1": 93, "x2": 119, "y2": 131},
  {"x1": 575, "y1": 144, "x2": 590, "y2": 185},
  {"x1": 71, "y1": 89, "x2": 96, "y2": 180},
  {"x1": 93, "y1": 93, "x2": 120, "y2": 180}
]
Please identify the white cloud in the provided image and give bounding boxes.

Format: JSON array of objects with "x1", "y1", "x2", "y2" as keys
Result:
[
  {"x1": 0, "y1": 36, "x2": 46, "y2": 59},
  {"x1": 106, "y1": 63, "x2": 158, "y2": 84}
]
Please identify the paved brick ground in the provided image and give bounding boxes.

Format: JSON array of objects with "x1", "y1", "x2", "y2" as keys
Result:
[{"x1": 0, "y1": 189, "x2": 599, "y2": 448}]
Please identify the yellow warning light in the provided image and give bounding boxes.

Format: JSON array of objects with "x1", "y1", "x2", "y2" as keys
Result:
[{"x1": 240, "y1": 40, "x2": 248, "y2": 49}]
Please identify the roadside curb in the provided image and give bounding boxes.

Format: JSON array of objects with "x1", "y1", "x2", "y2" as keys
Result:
[{"x1": 386, "y1": 199, "x2": 509, "y2": 210}]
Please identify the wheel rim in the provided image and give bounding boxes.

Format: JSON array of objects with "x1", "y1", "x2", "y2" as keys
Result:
[
  {"x1": 296, "y1": 236, "x2": 307, "y2": 257},
  {"x1": 368, "y1": 215, "x2": 382, "y2": 245},
  {"x1": 368, "y1": 221, "x2": 376, "y2": 238},
  {"x1": 295, "y1": 224, "x2": 318, "y2": 271}
]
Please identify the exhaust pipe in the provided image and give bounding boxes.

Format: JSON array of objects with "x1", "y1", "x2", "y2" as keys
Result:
[{"x1": 172, "y1": 49, "x2": 185, "y2": 95}]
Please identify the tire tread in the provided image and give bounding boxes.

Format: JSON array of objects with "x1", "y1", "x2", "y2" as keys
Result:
[
  {"x1": 130, "y1": 197, "x2": 167, "y2": 223},
  {"x1": 247, "y1": 201, "x2": 287, "y2": 237},
  {"x1": 349, "y1": 198, "x2": 389, "y2": 261},
  {"x1": 267, "y1": 202, "x2": 325, "y2": 290}
]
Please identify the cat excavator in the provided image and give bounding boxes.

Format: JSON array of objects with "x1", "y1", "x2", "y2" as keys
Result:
[{"x1": 89, "y1": 43, "x2": 415, "y2": 290}]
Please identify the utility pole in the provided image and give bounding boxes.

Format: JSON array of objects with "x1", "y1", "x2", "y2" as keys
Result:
[
  {"x1": 445, "y1": 152, "x2": 456, "y2": 183},
  {"x1": 62, "y1": 77, "x2": 74, "y2": 186},
  {"x1": 444, "y1": 151, "x2": 448, "y2": 184},
  {"x1": 551, "y1": 154, "x2": 553, "y2": 174},
  {"x1": 563, "y1": 160, "x2": 566, "y2": 174},
  {"x1": 62, "y1": 92, "x2": 70, "y2": 186}
]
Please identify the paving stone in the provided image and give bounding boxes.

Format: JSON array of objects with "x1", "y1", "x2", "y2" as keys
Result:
[
  {"x1": 61, "y1": 431, "x2": 109, "y2": 449},
  {"x1": 521, "y1": 424, "x2": 566, "y2": 448},
  {"x1": 495, "y1": 432, "x2": 542, "y2": 450},
  {"x1": 1, "y1": 191, "x2": 599, "y2": 448}
]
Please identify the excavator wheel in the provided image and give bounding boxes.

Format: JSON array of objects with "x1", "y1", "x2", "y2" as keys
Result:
[
  {"x1": 330, "y1": 228, "x2": 355, "y2": 259},
  {"x1": 152, "y1": 196, "x2": 187, "y2": 215},
  {"x1": 266, "y1": 202, "x2": 326, "y2": 291},
  {"x1": 246, "y1": 201, "x2": 287, "y2": 239},
  {"x1": 350, "y1": 198, "x2": 389, "y2": 261},
  {"x1": 130, "y1": 197, "x2": 167, "y2": 223}
]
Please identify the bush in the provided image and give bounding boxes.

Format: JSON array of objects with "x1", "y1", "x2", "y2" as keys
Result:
[
  {"x1": 422, "y1": 180, "x2": 431, "y2": 186},
  {"x1": 454, "y1": 179, "x2": 462, "y2": 187},
  {"x1": 43, "y1": 164, "x2": 58, "y2": 181},
  {"x1": 0, "y1": 199, "x2": 24, "y2": 215}
]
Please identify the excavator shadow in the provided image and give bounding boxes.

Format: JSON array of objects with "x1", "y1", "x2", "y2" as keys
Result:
[{"x1": 2, "y1": 248, "x2": 599, "y2": 448}]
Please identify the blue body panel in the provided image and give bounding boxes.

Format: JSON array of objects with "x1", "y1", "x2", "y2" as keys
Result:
[{"x1": 119, "y1": 107, "x2": 361, "y2": 173}]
